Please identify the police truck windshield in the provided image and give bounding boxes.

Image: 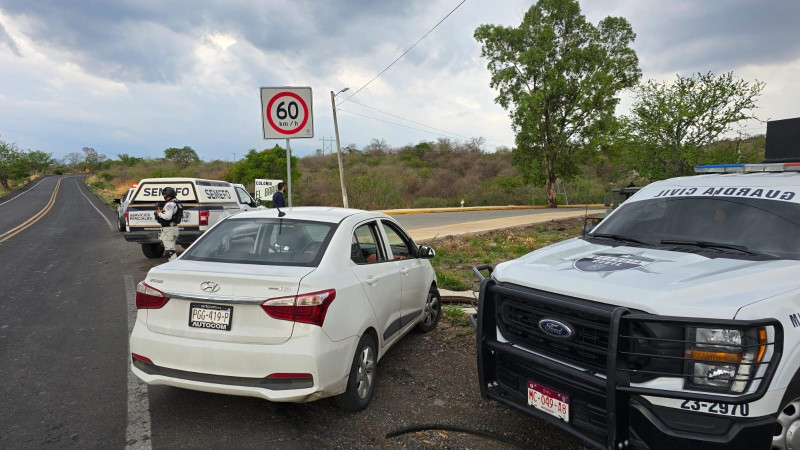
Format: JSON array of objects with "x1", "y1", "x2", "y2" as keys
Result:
[{"x1": 589, "y1": 197, "x2": 800, "y2": 260}]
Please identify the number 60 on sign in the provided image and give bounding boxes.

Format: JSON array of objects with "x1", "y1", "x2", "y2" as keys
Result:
[{"x1": 260, "y1": 87, "x2": 314, "y2": 139}]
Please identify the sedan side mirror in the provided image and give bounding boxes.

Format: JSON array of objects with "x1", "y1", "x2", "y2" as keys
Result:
[{"x1": 418, "y1": 245, "x2": 435, "y2": 259}]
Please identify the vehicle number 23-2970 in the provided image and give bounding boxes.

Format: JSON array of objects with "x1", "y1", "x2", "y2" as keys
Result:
[{"x1": 679, "y1": 400, "x2": 750, "y2": 416}]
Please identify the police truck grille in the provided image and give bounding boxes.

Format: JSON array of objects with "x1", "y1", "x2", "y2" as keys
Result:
[{"x1": 497, "y1": 293, "x2": 612, "y2": 374}]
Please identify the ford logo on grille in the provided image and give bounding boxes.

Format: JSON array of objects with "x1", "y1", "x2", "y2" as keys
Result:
[{"x1": 538, "y1": 318, "x2": 573, "y2": 339}]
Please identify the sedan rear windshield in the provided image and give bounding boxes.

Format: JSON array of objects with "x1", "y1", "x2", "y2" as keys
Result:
[
  {"x1": 182, "y1": 218, "x2": 336, "y2": 266},
  {"x1": 590, "y1": 197, "x2": 800, "y2": 260}
]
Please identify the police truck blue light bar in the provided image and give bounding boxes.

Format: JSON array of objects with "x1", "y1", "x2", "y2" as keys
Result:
[{"x1": 693, "y1": 164, "x2": 744, "y2": 173}]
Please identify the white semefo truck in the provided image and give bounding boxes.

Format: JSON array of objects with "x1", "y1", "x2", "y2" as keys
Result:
[
  {"x1": 124, "y1": 178, "x2": 260, "y2": 258},
  {"x1": 474, "y1": 118, "x2": 800, "y2": 450}
]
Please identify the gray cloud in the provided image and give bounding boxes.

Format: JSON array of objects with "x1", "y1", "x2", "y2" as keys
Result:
[
  {"x1": 0, "y1": 0, "x2": 434, "y2": 84},
  {"x1": 0, "y1": 20, "x2": 21, "y2": 56},
  {"x1": 624, "y1": 0, "x2": 800, "y2": 74}
]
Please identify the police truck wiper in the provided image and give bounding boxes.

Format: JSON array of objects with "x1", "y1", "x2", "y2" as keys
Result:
[
  {"x1": 659, "y1": 239, "x2": 769, "y2": 257},
  {"x1": 588, "y1": 233, "x2": 653, "y2": 247}
]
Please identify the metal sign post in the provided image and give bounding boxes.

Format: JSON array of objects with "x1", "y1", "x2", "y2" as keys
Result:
[
  {"x1": 285, "y1": 139, "x2": 292, "y2": 207},
  {"x1": 260, "y1": 87, "x2": 314, "y2": 208}
]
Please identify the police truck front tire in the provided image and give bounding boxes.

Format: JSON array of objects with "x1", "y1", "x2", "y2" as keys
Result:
[{"x1": 142, "y1": 243, "x2": 165, "y2": 259}]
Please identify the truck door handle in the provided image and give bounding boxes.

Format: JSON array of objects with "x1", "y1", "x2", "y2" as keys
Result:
[
  {"x1": 366, "y1": 276, "x2": 377, "y2": 286},
  {"x1": 400, "y1": 268, "x2": 409, "y2": 275}
]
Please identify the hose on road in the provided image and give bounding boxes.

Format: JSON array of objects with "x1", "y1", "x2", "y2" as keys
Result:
[{"x1": 385, "y1": 423, "x2": 531, "y2": 449}]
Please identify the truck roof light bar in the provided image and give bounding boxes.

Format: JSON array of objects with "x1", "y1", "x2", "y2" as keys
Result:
[
  {"x1": 693, "y1": 164, "x2": 744, "y2": 173},
  {"x1": 694, "y1": 162, "x2": 800, "y2": 173}
]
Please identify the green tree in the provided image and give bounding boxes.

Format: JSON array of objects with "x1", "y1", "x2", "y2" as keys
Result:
[
  {"x1": 164, "y1": 146, "x2": 200, "y2": 168},
  {"x1": 117, "y1": 153, "x2": 144, "y2": 167},
  {"x1": 25, "y1": 150, "x2": 55, "y2": 174},
  {"x1": 621, "y1": 71, "x2": 765, "y2": 180},
  {"x1": 82, "y1": 147, "x2": 107, "y2": 171},
  {"x1": 0, "y1": 137, "x2": 26, "y2": 189},
  {"x1": 226, "y1": 145, "x2": 300, "y2": 185},
  {"x1": 475, "y1": 0, "x2": 641, "y2": 207}
]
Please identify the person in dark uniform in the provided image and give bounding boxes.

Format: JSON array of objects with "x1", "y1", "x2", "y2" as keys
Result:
[
  {"x1": 155, "y1": 187, "x2": 182, "y2": 260},
  {"x1": 272, "y1": 182, "x2": 286, "y2": 208}
]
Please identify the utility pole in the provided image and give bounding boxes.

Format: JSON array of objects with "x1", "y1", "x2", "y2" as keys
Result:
[{"x1": 331, "y1": 89, "x2": 349, "y2": 208}]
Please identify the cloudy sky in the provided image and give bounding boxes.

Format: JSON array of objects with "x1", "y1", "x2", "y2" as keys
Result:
[{"x1": 0, "y1": 0, "x2": 798, "y2": 162}]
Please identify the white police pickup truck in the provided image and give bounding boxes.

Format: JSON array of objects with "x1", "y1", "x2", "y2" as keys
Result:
[
  {"x1": 474, "y1": 118, "x2": 800, "y2": 449},
  {"x1": 124, "y1": 178, "x2": 260, "y2": 258}
]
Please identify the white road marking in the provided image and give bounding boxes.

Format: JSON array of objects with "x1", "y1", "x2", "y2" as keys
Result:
[
  {"x1": 0, "y1": 177, "x2": 49, "y2": 207},
  {"x1": 125, "y1": 274, "x2": 152, "y2": 450},
  {"x1": 75, "y1": 179, "x2": 114, "y2": 230}
]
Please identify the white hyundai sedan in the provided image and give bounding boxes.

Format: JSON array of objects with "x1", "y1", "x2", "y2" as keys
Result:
[{"x1": 129, "y1": 207, "x2": 440, "y2": 411}]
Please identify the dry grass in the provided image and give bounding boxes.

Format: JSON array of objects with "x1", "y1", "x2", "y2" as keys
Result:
[{"x1": 429, "y1": 217, "x2": 585, "y2": 290}]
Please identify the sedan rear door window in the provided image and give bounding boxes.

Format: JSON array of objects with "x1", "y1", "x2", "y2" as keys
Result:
[{"x1": 352, "y1": 223, "x2": 385, "y2": 264}]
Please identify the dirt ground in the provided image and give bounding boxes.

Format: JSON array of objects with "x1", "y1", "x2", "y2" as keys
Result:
[{"x1": 301, "y1": 319, "x2": 585, "y2": 449}]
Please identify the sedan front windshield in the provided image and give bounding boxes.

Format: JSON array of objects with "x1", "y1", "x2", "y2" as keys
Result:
[
  {"x1": 183, "y1": 218, "x2": 336, "y2": 266},
  {"x1": 589, "y1": 197, "x2": 800, "y2": 260}
]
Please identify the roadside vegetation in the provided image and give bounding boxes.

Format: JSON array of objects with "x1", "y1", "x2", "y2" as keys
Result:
[{"x1": 429, "y1": 217, "x2": 584, "y2": 291}]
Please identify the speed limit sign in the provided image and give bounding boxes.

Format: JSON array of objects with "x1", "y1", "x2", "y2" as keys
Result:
[{"x1": 260, "y1": 87, "x2": 314, "y2": 139}]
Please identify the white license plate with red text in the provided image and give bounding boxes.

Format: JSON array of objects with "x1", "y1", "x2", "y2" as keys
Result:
[{"x1": 528, "y1": 381, "x2": 569, "y2": 421}]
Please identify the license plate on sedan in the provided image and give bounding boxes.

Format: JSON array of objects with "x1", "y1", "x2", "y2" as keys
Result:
[
  {"x1": 189, "y1": 303, "x2": 233, "y2": 331},
  {"x1": 528, "y1": 381, "x2": 569, "y2": 421}
]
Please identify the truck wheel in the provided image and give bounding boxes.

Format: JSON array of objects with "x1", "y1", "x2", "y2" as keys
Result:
[
  {"x1": 335, "y1": 333, "x2": 376, "y2": 412},
  {"x1": 118, "y1": 216, "x2": 126, "y2": 232},
  {"x1": 774, "y1": 397, "x2": 800, "y2": 449},
  {"x1": 774, "y1": 373, "x2": 800, "y2": 449},
  {"x1": 416, "y1": 285, "x2": 441, "y2": 333},
  {"x1": 142, "y1": 243, "x2": 164, "y2": 259}
]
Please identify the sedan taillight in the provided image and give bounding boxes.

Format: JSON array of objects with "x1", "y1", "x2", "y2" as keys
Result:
[
  {"x1": 261, "y1": 289, "x2": 336, "y2": 327},
  {"x1": 135, "y1": 281, "x2": 170, "y2": 309},
  {"x1": 199, "y1": 210, "x2": 210, "y2": 226}
]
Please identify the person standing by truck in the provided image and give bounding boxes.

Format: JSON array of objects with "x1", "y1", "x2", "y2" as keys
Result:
[
  {"x1": 154, "y1": 187, "x2": 182, "y2": 261},
  {"x1": 272, "y1": 182, "x2": 286, "y2": 208}
]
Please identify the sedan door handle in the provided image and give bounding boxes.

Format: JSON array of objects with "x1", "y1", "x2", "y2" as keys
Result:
[
  {"x1": 365, "y1": 276, "x2": 378, "y2": 286},
  {"x1": 400, "y1": 268, "x2": 409, "y2": 275}
]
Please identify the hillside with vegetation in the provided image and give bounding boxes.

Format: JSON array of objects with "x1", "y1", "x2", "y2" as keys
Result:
[{"x1": 0, "y1": 133, "x2": 766, "y2": 212}]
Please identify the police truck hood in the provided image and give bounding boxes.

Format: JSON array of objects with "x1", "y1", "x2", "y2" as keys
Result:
[{"x1": 492, "y1": 238, "x2": 800, "y2": 319}]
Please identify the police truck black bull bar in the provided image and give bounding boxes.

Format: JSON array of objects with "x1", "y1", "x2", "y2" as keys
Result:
[{"x1": 474, "y1": 267, "x2": 783, "y2": 449}]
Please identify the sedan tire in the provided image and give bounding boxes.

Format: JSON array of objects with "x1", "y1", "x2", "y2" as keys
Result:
[
  {"x1": 416, "y1": 285, "x2": 441, "y2": 333},
  {"x1": 335, "y1": 333, "x2": 376, "y2": 411}
]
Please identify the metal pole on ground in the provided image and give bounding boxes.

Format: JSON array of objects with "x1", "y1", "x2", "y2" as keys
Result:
[{"x1": 285, "y1": 138, "x2": 292, "y2": 207}]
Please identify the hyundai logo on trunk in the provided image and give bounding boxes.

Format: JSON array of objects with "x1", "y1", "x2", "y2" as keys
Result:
[
  {"x1": 538, "y1": 318, "x2": 573, "y2": 339},
  {"x1": 200, "y1": 281, "x2": 220, "y2": 293}
]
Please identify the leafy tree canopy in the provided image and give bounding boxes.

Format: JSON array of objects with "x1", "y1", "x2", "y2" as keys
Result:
[
  {"x1": 475, "y1": 0, "x2": 641, "y2": 207},
  {"x1": 164, "y1": 146, "x2": 200, "y2": 168},
  {"x1": 82, "y1": 147, "x2": 107, "y2": 171},
  {"x1": 225, "y1": 145, "x2": 300, "y2": 185},
  {"x1": 621, "y1": 71, "x2": 765, "y2": 180},
  {"x1": 0, "y1": 137, "x2": 54, "y2": 188},
  {"x1": 117, "y1": 153, "x2": 144, "y2": 167}
]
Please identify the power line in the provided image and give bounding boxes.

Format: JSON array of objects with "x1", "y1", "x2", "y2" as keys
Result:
[
  {"x1": 337, "y1": 108, "x2": 501, "y2": 148},
  {"x1": 338, "y1": 0, "x2": 467, "y2": 106},
  {"x1": 346, "y1": 99, "x2": 474, "y2": 142}
]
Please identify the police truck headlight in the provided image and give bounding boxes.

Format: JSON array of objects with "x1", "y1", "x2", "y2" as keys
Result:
[{"x1": 685, "y1": 327, "x2": 767, "y2": 393}]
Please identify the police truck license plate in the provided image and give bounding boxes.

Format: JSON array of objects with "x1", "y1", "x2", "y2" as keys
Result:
[
  {"x1": 189, "y1": 303, "x2": 233, "y2": 331},
  {"x1": 528, "y1": 381, "x2": 569, "y2": 421}
]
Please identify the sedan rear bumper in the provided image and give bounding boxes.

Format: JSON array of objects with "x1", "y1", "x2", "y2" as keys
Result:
[{"x1": 129, "y1": 322, "x2": 357, "y2": 402}]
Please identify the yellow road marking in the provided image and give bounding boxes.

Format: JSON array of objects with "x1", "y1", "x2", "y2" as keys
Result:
[{"x1": 0, "y1": 178, "x2": 62, "y2": 243}]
